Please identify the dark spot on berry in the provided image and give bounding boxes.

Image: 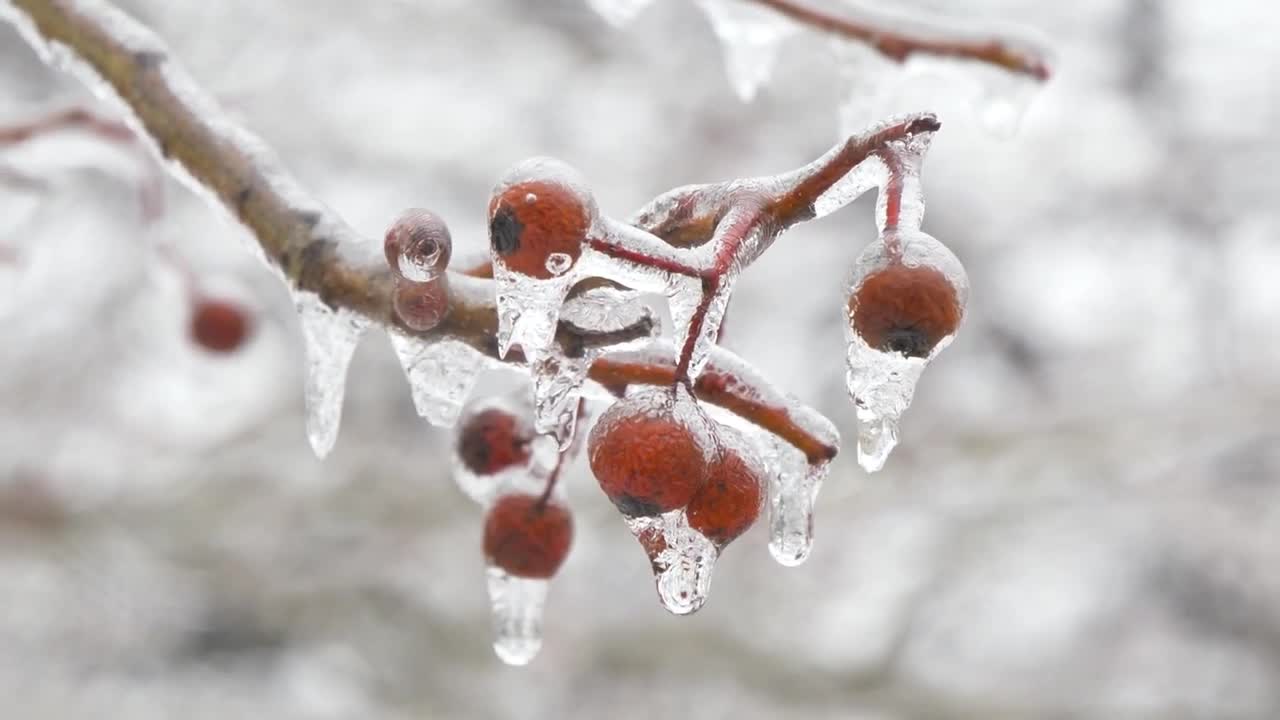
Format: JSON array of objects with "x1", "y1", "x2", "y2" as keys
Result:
[
  {"x1": 614, "y1": 494, "x2": 663, "y2": 519},
  {"x1": 489, "y1": 205, "x2": 523, "y2": 256},
  {"x1": 884, "y1": 326, "x2": 930, "y2": 358}
]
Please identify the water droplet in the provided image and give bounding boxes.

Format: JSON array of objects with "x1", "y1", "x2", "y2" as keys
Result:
[{"x1": 544, "y1": 252, "x2": 572, "y2": 277}]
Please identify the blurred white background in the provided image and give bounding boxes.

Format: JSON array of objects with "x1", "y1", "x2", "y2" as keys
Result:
[{"x1": 2, "y1": 0, "x2": 1279, "y2": 717}]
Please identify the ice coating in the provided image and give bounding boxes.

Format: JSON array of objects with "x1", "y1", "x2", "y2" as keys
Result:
[
  {"x1": 875, "y1": 130, "x2": 932, "y2": 233},
  {"x1": 294, "y1": 291, "x2": 370, "y2": 459},
  {"x1": 388, "y1": 333, "x2": 486, "y2": 428},
  {"x1": 602, "y1": 338, "x2": 841, "y2": 463},
  {"x1": 695, "y1": 0, "x2": 798, "y2": 102},
  {"x1": 744, "y1": 429, "x2": 826, "y2": 566},
  {"x1": 626, "y1": 511, "x2": 719, "y2": 615},
  {"x1": 485, "y1": 566, "x2": 549, "y2": 666},
  {"x1": 586, "y1": 0, "x2": 656, "y2": 27},
  {"x1": 559, "y1": 285, "x2": 655, "y2": 335},
  {"x1": 527, "y1": 348, "x2": 592, "y2": 449},
  {"x1": 807, "y1": 140, "x2": 889, "y2": 221},
  {"x1": 493, "y1": 264, "x2": 576, "y2": 360},
  {"x1": 844, "y1": 229, "x2": 968, "y2": 472}
]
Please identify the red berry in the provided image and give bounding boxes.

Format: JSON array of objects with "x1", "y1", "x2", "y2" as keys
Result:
[
  {"x1": 588, "y1": 389, "x2": 713, "y2": 517},
  {"x1": 848, "y1": 262, "x2": 961, "y2": 358},
  {"x1": 392, "y1": 274, "x2": 449, "y2": 332},
  {"x1": 457, "y1": 407, "x2": 534, "y2": 476},
  {"x1": 190, "y1": 298, "x2": 251, "y2": 353},
  {"x1": 384, "y1": 209, "x2": 452, "y2": 281},
  {"x1": 483, "y1": 494, "x2": 573, "y2": 579},
  {"x1": 488, "y1": 158, "x2": 596, "y2": 280},
  {"x1": 686, "y1": 432, "x2": 765, "y2": 548}
]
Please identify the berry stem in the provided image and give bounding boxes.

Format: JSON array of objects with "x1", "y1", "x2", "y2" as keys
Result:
[{"x1": 748, "y1": 0, "x2": 1051, "y2": 80}]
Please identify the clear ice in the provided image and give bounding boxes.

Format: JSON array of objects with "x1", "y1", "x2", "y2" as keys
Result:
[
  {"x1": 748, "y1": 430, "x2": 828, "y2": 566},
  {"x1": 388, "y1": 333, "x2": 485, "y2": 428},
  {"x1": 527, "y1": 348, "x2": 592, "y2": 449},
  {"x1": 586, "y1": 0, "x2": 656, "y2": 27},
  {"x1": 626, "y1": 510, "x2": 719, "y2": 615},
  {"x1": 844, "y1": 229, "x2": 968, "y2": 472},
  {"x1": 485, "y1": 566, "x2": 549, "y2": 666},
  {"x1": 294, "y1": 291, "x2": 370, "y2": 459},
  {"x1": 695, "y1": 0, "x2": 797, "y2": 102}
]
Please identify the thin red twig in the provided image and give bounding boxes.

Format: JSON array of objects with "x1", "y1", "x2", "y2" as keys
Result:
[{"x1": 750, "y1": 0, "x2": 1050, "y2": 81}]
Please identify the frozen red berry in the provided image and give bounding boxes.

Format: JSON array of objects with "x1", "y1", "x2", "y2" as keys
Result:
[
  {"x1": 588, "y1": 389, "x2": 713, "y2": 517},
  {"x1": 488, "y1": 158, "x2": 596, "y2": 280},
  {"x1": 686, "y1": 433, "x2": 765, "y2": 548},
  {"x1": 483, "y1": 493, "x2": 573, "y2": 579},
  {"x1": 457, "y1": 406, "x2": 534, "y2": 476},
  {"x1": 392, "y1": 275, "x2": 450, "y2": 332},
  {"x1": 384, "y1": 208, "x2": 452, "y2": 282},
  {"x1": 848, "y1": 262, "x2": 961, "y2": 358},
  {"x1": 190, "y1": 298, "x2": 251, "y2": 353}
]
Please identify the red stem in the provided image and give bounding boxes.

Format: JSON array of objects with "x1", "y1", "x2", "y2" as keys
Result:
[{"x1": 750, "y1": 0, "x2": 1050, "y2": 81}]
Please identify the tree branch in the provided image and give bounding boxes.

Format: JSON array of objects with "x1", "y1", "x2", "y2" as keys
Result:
[
  {"x1": 750, "y1": 0, "x2": 1050, "y2": 81},
  {"x1": 1, "y1": 0, "x2": 839, "y2": 463}
]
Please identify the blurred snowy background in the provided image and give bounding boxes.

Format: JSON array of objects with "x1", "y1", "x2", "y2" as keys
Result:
[{"x1": 2, "y1": 0, "x2": 1280, "y2": 717}]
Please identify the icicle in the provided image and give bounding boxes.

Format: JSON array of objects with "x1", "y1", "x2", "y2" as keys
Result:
[
  {"x1": 695, "y1": 0, "x2": 798, "y2": 102},
  {"x1": 492, "y1": 265, "x2": 575, "y2": 360},
  {"x1": 626, "y1": 511, "x2": 719, "y2": 615},
  {"x1": 752, "y1": 431, "x2": 827, "y2": 567},
  {"x1": 388, "y1": 333, "x2": 485, "y2": 428},
  {"x1": 294, "y1": 292, "x2": 369, "y2": 458},
  {"x1": 485, "y1": 566, "x2": 548, "y2": 666},
  {"x1": 527, "y1": 348, "x2": 592, "y2": 449},
  {"x1": 586, "y1": 0, "x2": 656, "y2": 27}
]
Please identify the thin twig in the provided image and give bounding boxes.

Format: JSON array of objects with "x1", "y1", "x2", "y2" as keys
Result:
[{"x1": 750, "y1": 0, "x2": 1050, "y2": 80}]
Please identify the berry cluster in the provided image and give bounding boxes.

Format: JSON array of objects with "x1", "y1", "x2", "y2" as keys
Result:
[{"x1": 589, "y1": 387, "x2": 764, "y2": 552}]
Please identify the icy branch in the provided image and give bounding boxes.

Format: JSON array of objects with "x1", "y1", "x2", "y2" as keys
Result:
[
  {"x1": 1, "y1": 0, "x2": 843, "y2": 463},
  {"x1": 592, "y1": 342, "x2": 838, "y2": 465},
  {"x1": 0, "y1": 0, "x2": 652, "y2": 360},
  {"x1": 749, "y1": 0, "x2": 1050, "y2": 80}
]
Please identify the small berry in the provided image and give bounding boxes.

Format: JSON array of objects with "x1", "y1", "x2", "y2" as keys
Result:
[
  {"x1": 483, "y1": 493, "x2": 573, "y2": 579},
  {"x1": 848, "y1": 262, "x2": 962, "y2": 358},
  {"x1": 190, "y1": 298, "x2": 251, "y2": 353},
  {"x1": 457, "y1": 406, "x2": 534, "y2": 476},
  {"x1": 488, "y1": 157, "x2": 596, "y2": 280},
  {"x1": 384, "y1": 209, "x2": 452, "y2": 282},
  {"x1": 686, "y1": 432, "x2": 765, "y2": 548},
  {"x1": 588, "y1": 389, "x2": 713, "y2": 517},
  {"x1": 392, "y1": 274, "x2": 450, "y2": 332}
]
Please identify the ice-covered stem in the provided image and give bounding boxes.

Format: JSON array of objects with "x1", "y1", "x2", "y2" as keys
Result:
[
  {"x1": 0, "y1": 0, "x2": 651, "y2": 359},
  {"x1": 622, "y1": 113, "x2": 940, "y2": 386},
  {"x1": 749, "y1": 0, "x2": 1050, "y2": 80},
  {"x1": 591, "y1": 343, "x2": 838, "y2": 465},
  {"x1": 3, "y1": 0, "x2": 835, "y2": 463},
  {"x1": 769, "y1": 113, "x2": 938, "y2": 227}
]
